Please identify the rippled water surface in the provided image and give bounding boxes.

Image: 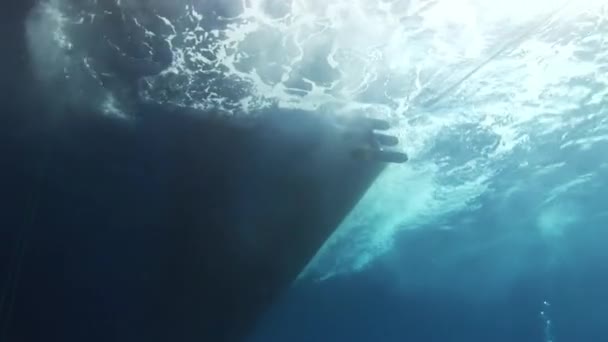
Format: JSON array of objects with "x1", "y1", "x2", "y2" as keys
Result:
[{"x1": 23, "y1": 1, "x2": 608, "y2": 340}]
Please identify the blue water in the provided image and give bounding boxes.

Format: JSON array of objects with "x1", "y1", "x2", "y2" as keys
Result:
[
  {"x1": 251, "y1": 202, "x2": 608, "y2": 341},
  {"x1": 5, "y1": 0, "x2": 608, "y2": 341},
  {"x1": 248, "y1": 163, "x2": 608, "y2": 341}
]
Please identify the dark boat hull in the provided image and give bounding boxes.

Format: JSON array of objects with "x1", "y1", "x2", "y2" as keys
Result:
[
  {"x1": 1, "y1": 2, "x2": 386, "y2": 341},
  {"x1": 2, "y1": 87, "x2": 384, "y2": 342}
]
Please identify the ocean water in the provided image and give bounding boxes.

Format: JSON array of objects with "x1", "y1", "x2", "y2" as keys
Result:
[{"x1": 3, "y1": 0, "x2": 608, "y2": 341}]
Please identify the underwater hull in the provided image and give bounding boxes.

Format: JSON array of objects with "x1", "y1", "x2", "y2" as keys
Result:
[
  {"x1": 1, "y1": 2, "x2": 386, "y2": 341},
  {"x1": 2, "y1": 104, "x2": 384, "y2": 342}
]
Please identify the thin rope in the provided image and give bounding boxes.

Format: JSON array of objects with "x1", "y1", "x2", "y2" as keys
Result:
[
  {"x1": 0, "y1": 136, "x2": 53, "y2": 340},
  {"x1": 420, "y1": 0, "x2": 573, "y2": 109}
]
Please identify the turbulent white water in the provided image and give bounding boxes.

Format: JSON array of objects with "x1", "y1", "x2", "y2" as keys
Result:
[{"x1": 27, "y1": 0, "x2": 608, "y2": 282}]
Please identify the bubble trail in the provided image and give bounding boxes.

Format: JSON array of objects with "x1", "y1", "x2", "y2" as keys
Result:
[{"x1": 540, "y1": 300, "x2": 555, "y2": 342}]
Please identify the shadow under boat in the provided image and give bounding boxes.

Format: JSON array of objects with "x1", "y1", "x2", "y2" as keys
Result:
[
  {"x1": 2, "y1": 98, "x2": 406, "y2": 342},
  {"x1": 0, "y1": 2, "x2": 409, "y2": 340}
]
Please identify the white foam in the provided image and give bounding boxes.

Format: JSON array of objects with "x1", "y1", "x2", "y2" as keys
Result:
[{"x1": 27, "y1": 0, "x2": 608, "y2": 279}]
